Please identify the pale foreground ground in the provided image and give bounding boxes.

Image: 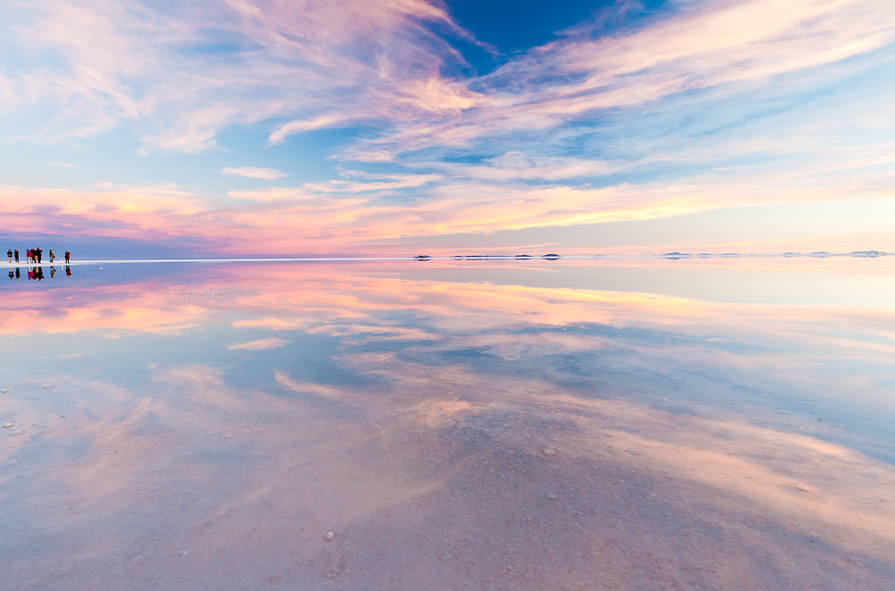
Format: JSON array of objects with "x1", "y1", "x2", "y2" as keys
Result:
[{"x1": 2, "y1": 368, "x2": 893, "y2": 591}]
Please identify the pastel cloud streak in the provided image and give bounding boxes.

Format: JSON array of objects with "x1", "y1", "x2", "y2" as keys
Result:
[
  {"x1": 2, "y1": 0, "x2": 473, "y2": 149},
  {"x1": 2, "y1": 0, "x2": 894, "y2": 254},
  {"x1": 222, "y1": 167, "x2": 287, "y2": 180},
  {"x1": 227, "y1": 337, "x2": 290, "y2": 350}
]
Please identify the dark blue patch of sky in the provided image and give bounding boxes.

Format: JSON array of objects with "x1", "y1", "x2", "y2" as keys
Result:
[{"x1": 442, "y1": 0, "x2": 668, "y2": 76}]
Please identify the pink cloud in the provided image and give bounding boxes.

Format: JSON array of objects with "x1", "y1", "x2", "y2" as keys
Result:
[
  {"x1": 6, "y1": 0, "x2": 893, "y2": 156},
  {"x1": 7, "y1": 0, "x2": 472, "y2": 151},
  {"x1": 4, "y1": 0, "x2": 894, "y2": 254},
  {"x1": 349, "y1": 0, "x2": 895, "y2": 160},
  {"x1": 227, "y1": 337, "x2": 290, "y2": 350},
  {"x1": 3, "y1": 167, "x2": 895, "y2": 256},
  {"x1": 268, "y1": 114, "x2": 354, "y2": 146},
  {"x1": 222, "y1": 167, "x2": 288, "y2": 180}
]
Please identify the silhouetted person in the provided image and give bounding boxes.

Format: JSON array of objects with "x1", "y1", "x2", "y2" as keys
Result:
[
  {"x1": 26, "y1": 249, "x2": 31, "y2": 264},
  {"x1": 6, "y1": 249, "x2": 10, "y2": 263},
  {"x1": 14, "y1": 249, "x2": 19, "y2": 263},
  {"x1": 35, "y1": 248, "x2": 42, "y2": 264},
  {"x1": 49, "y1": 249, "x2": 55, "y2": 263},
  {"x1": 64, "y1": 251, "x2": 71, "y2": 264}
]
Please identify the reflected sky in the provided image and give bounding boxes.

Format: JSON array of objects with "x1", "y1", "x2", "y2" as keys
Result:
[{"x1": 1, "y1": 259, "x2": 894, "y2": 589}]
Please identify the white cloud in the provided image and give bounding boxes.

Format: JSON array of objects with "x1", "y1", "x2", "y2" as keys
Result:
[
  {"x1": 268, "y1": 113, "x2": 352, "y2": 145},
  {"x1": 222, "y1": 166, "x2": 288, "y2": 180},
  {"x1": 5, "y1": 0, "x2": 895, "y2": 253},
  {"x1": 227, "y1": 338, "x2": 290, "y2": 351},
  {"x1": 11, "y1": 0, "x2": 894, "y2": 163},
  {"x1": 4, "y1": 0, "x2": 466, "y2": 151}
]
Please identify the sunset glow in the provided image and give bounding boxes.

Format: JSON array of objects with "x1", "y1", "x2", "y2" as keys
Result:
[{"x1": 2, "y1": 0, "x2": 893, "y2": 256}]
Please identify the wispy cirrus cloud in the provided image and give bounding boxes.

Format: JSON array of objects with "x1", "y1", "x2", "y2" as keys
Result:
[
  {"x1": 5, "y1": 159, "x2": 894, "y2": 257},
  {"x1": 222, "y1": 166, "x2": 287, "y2": 180},
  {"x1": 2, "y1": 0, "x2": 476, "y2": 151},
  {"x1": 3, "y1": 0, "x2": 894, "y2": 254},
  {"x1": 351, "y1": 0, "x2": 895, "y2": 161},
  {"x1": 228, "y1": 337, "x2": 290, "y2": 351},
  {"x1": 268, "y1": 114, "x2": 353, "y2": 146},
  {"x1": 7, "y1": 0, "x2": 894, "y2": 159}
]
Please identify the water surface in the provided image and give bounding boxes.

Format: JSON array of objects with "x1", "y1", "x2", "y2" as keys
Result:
[{"x1": 2, "y1": 258, "x2": 894, "y2": 590}]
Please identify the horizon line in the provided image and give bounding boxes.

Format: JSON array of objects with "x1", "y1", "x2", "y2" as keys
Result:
[{"x1": 1, "y1": 250, "x2": 889, "y2": 267}]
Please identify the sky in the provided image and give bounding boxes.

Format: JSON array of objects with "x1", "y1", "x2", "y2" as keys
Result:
[{"x1": 1, "y1": 0, "x2": 894, "y2": 258}]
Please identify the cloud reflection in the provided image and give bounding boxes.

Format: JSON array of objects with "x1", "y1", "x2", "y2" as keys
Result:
[{"x1": 2, "y1": 261, "x2": 894, "y2": 587}]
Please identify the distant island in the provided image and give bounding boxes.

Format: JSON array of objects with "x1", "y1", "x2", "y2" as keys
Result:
[
  {"x1": 411, "y1": 251, "x2": 892, "y2": 261},
  {"x1": 422, "y1": 253, "x2": 564, "y2": 260},
  {"x1": 659, "y1": 251, "x2": 888, "y2": 259}
]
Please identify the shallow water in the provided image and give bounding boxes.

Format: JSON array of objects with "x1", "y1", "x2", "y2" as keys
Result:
[{"x1": 2, "y1": 258, "x2": 894, "y2": 590}]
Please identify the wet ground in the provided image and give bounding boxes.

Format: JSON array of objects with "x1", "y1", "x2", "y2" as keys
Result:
[{"x1": 2, "y1": 258, "x2": 894, "y2": 590}]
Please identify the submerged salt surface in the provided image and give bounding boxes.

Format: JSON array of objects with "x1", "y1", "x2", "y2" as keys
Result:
[{"x1": 1, "y1": 259, "x2": 894, "y2": 590}]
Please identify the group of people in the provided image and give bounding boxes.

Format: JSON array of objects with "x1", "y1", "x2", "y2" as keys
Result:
[
  {"x1": 6, "y1": 247, "x2": 73, "y2": 281},
  {"x1": 7, "y1": 247, "x2": 70, "y2": 265}
]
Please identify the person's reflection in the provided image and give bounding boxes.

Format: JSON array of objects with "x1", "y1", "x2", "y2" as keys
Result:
[
  {"x1": 50, "y1": 266, "x2": 56, "y2": 279},
  {"x1": 35, "y1": 267, "x2": 44, "y2": 281},
  {"x1": 8, "y1": 268, "x2": 13, "y2": 280},
  {"x1": 15, "y1": 268, "x2": 20, "y2": 280},
  {"x1": 65, "y1": 265, "x2": 71, "y2": 277}
]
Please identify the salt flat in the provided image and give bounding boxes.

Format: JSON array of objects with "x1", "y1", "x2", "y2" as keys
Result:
[{"x1": 1, "y1": 258, "x2": 893, "y2": 590}]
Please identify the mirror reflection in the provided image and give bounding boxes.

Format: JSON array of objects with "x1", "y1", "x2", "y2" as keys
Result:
[{"x1": 1, "y1": 259, "x2": 893, "y2": 590}]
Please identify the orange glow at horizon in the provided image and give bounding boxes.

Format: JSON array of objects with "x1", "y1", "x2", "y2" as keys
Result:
[{"x1": 5, "y1": 178, "x2": 895, "y2": 257}]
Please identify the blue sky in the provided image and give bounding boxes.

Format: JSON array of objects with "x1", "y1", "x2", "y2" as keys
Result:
[{"x1": 1, "y1": 0, "x2": 893, "y2": 257}]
